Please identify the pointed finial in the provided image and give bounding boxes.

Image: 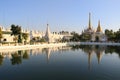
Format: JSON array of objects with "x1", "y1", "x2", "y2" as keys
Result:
[
  {"x1": 88, "y1": 12, "x2": 92, "y2": 29},
  {"x1": 96, "y1": 20, "x2": 102, "y2": 32},
  {"x1": 98, "y1": 20, "x2": 100, "y2": 27}
]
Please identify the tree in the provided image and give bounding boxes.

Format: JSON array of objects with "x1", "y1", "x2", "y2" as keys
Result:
[
  {"x1": 39, "y1": 38, "x2": 46, "y2": 42},
  {"x1": 18, "y1": 34, "x2": 22, "y2": 43},
  {"x1": 10, "y1": 24, "x2": 21, "y2": 44},
  {"x1": 105, "y1": 29, "x2": 115, "y2": 42},
  {"x1": 81, "y1": 33, "x2": 91, "y2": 41},
  {"x1": 22, "y1": 33, "x2": 28, "y2": 45},
  {"x1": 114, "y1": 29, "x2": 120, "y2": 42},
  {"x1": 0, "y1": 27, "x2": 2, "y2": 42},
  {"x1": 70, "y1": 32, "x2": 81, "y2": 42}
]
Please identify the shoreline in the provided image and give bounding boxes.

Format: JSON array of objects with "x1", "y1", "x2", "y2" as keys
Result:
[
  {"x1": 0, "y1": 43, "x2": 68, "y2": 51},
  {"x1": 68, "y1": 42, "x2": 120, "y2": 46},
  {"x1": 0, "y1": 42, "x2": 120, "y2": 51}
]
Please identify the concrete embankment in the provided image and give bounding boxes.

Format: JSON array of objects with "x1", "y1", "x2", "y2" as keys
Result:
[
  {"x1": 0, "y1": 42, "x2": 120, "y2": 51},
  {"x1": 0, "y1": 43, "x2": 68, "y2": 51},
  {"x1": 68, "y1": 42, "x2": 120, "y2": 46}
]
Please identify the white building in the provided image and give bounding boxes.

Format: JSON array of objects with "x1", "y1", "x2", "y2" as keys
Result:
[
  {"x1": 44, "y1": 24, "x2": 72, "y2": 43},
  {"x1": 0, "y1": 24, "x2": 72, "y2": 43},
  {"x1": 0, "y1": 26, "x2": 30, "y2": 43}
]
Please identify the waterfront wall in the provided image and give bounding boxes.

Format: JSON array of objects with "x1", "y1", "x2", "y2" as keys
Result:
[
  {"x1": 0, "y1": 42, "x2": 120, "y2": 51},
  {"x1": 0, "y1": 43, "x2": 68, "y2": 51},
  {"x1": 68, "y1": 42, "x2": 120, "y2": 46}
]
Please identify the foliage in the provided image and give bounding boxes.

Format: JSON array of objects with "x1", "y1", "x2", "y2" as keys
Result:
[
  {"x1": 80, "y1": 33, "x2": 91, "y2": 41},
  {"x1": 105, "y1": 29, "x2": 120, "y2": 42},
  {"x1": 11, "y1": 24, "x2": 21, "y2": 36},
  {"x1": 10, "y1": 24, "x2": 22, "y2": 43},
  {"x1": 105, "y1": 29, "x2": 115, "y2": 41},
  {"x1": 22, "y1": 33, "x2": 29, "y2": 44},
  {"x1": 18, "y1": 34, "x2": 22, "y2": 43},
  {"x1": 0, "y1": 27, "x2": 2, "y2": 42},
  {"x1": 70, "y1": 32, "x2": 81, "y2": 42},
  {"x1": 39, "y1": 38, "x2": 46, "y2": 42}
]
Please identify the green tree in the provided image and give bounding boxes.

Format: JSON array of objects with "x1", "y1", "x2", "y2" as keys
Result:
[
  {"x1": 81, "y1": 33, "x2": 91, "y2": 41},
  {"x1": 22, "y1": 33, "x2": 28, "y2": 45},
  {"x1": 39, "y1": 38, "x2": 46, "y2": 42},
  {"x1": 10, "y1": 24, "x2": 21, "y2": 44},
  {"x1": 18, "y1": 34, "x2": 22, "y2": 43},
  {"x1": 105, "y1": 29, "x2": 115, "y2": 41},
  {"x1": 70, "y1": 32, "x2": 81, "y2": 42},
  {"x1": 0, "y1": 27, "x2": 2, "y2": 42},
  {"x1": 114, "y1": 29, "x2": 120, "y2": 42}
]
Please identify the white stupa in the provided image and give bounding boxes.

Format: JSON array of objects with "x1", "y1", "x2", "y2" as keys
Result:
[{"x1": 44, "y1": 24, "x2": 52, "y2": 43}]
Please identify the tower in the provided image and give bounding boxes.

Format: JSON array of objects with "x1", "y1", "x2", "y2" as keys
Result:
[
  {"x1": 45, "y1": 24, "x2": 52, "y2": 43},
  {"x1": 88, "y1": 13, "x2": 92, "y2": 30},
  {"x1": 96, "y1": 20, "x2": 102, "y2": 32}
]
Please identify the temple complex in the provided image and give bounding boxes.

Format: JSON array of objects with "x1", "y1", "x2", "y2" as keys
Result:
[{"x1": 83, "y1": 13, "x2": 107, "y2": 42}]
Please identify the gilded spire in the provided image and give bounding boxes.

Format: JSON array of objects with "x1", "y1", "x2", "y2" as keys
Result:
[
  {"x1": 96, "y1": 20, "x2": 102, "y2": 32},
  {"x1": 88, "y1": 13, "x2": 92, "y2": 29}
]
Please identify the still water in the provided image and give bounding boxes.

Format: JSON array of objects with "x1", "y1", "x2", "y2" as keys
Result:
[{"x1": 0, "y1": 45, "x2": 120, "y2": 80}]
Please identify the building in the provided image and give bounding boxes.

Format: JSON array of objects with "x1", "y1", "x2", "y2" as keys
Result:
[
  {"x1": 44, "y1": 24, "x2": 72, "y2": 43},
  {"x1": 0, "y1": 26, "x2": 30, "y2": 43},
  {"x1": 83, "y1": 13, "x2": 107, "y2": 42},
  {"x1": 0, "y1": 24, "x2": 72, "y2": 43}
]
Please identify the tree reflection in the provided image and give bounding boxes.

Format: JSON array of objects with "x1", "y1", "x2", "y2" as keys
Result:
[
  {"x1": 11, "y1": 52, "x2": 22, "y2": 65},
  {"x1": 105, "y1": 46, "x2": 120, "y2": 58},
  {"x1": 23, "y1": 50, "x2": 29, "y2": 59},
  {"x1": 0, "y1": 55, "x2": 4, "y2": 65}
]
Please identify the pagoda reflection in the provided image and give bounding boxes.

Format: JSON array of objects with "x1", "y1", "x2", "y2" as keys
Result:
[{"x1": 72, "y1": 45, "x2": 106, "y2": 70}]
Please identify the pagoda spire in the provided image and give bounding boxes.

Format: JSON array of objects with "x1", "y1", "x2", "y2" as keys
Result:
[
  {"x1": 96, "y1": 20, "x2": 102, "y2": 32},
  {"x1": 88, "y1": 13, "x2": 92, "y2": 29},
  {"x1": 45, "y1": 23, "x2": 51, "y2": 42}
]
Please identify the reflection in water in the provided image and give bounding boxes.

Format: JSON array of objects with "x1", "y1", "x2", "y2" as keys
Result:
[
  {"x1": 0, "y1": 55, "x2": 4, "y2": 65},
  {"x1": 11, "y1": 52, "x2": 22, "y2": 65},
  {"x1": 23, "y1": 50, "x2": 29, "y2": 59},
  {"x1": 45, "y1": 48, "x2": 51, "y2": 63},
  {"x1": 83, "y1": 45, "x2": 105, "y2": 70},
  {"x1": 71, "y1": 45, "x2": 120, "y2": 70},
  {"x1": 0, "y1": 45, "x2": 120, "y2": 66},
  {"x1": 0, "y1": 45, "x2": 120, "y2": 80},
  {"x1": 0, "y1": 46, "x2": 71, "y2": 65}
]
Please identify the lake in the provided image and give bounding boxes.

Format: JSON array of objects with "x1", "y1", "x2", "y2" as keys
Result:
[{"x1": 0, "y1": 45, "x2": 120, "y2": 80}]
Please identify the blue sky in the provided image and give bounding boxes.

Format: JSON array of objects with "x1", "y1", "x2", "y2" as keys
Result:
[{"x1": 0, "y1": 0, "x2": 120, "y2": 33}]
